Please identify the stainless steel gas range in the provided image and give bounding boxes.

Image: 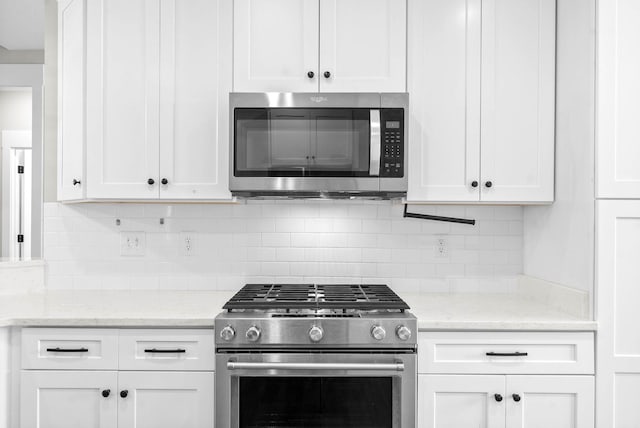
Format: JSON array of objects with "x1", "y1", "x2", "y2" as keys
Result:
[{"x1": 215, "y1": 283, "x2": 417, "y2": 428}]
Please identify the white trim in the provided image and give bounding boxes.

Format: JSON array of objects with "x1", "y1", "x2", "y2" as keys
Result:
[{"x1": 0, "y1": 64, "x2": 44, "y2": 258}]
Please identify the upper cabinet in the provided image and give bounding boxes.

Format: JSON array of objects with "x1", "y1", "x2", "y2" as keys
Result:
[
  {"x1": 57, "y1": 0, "x2": 233, "y2": 201},
  {"x1": 407, "y1": 0, "x2": 556, "y2": 203},
  {"x1": 233, "y1": 0, "x2": 407, "y2": 93},
  {"x1": 597, "y1": 0, "x2": 640, "y2": 199}
]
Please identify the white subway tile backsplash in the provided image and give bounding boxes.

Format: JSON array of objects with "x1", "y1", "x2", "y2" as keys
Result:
[{"x1": 43, "y1": 201, "x2": 523, "y2": 291}]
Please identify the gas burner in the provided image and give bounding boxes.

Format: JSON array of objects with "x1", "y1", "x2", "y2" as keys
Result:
[{"x1": 223, "y1": 283, "x2": 410, "y2": 311}]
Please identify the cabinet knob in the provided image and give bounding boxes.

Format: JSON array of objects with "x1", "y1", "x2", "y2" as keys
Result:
[
  {"x1": 512, "y1": 394, "x2": 521, "y2": 402},
  {"x1": 485, "y1": 181, "x2": 493, "y2": 188},
  {"x1": 102, "y1": 389, "x2": 110, "y2": 398},
  {"x1": 471, "y1": 181, "x2": 478, "y2": 188},
  {"x1": 72, "y1": 179, "x2": 81, "y2": 186},
  {"x1": 161, "y1": 178, "x2": 168, "y2": 185},
  {"x1": 147, "y1": 178, "x2": 155, "y2": 185},
  {"x1": 324, "y1": 71, "x2": 331, "y2": 78},
  {"x1": 307, "y1": 71, "x2": 315, "y2": 78},
  {"x1": 120, "y1": 390, "x2": 128, "y2": 398},
  {"x1": 494, "y1": 394, "x2": 503, "y2": 402}
]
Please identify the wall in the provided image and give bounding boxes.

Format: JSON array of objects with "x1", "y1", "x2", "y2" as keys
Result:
[
  {"x1": 523, "y1": 0, "x2": 595, "y2": 299},
  {"x1": 44, "y1": 201, "x2": 523, "y2": 292}
]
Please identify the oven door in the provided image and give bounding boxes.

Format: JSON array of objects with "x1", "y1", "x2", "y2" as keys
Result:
[{"x1": 216, "y1": 352, "x2": 416, "y2": 428}]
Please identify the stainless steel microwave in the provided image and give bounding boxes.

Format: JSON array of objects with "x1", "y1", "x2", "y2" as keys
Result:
[{"x1": 229, "y1": 93, "x2": 408, "y2": 198}]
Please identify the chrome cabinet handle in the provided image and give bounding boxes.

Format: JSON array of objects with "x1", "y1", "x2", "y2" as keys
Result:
[
  {"x1": 369, "y1": 109, "x2": 381, "y2": 176},
  {"x1": 144, "y1": 348, "x2": 186, "y2": 353},
  {"x1": 486, "y1": 352, "x2": 528, "y2": 357},
  {"x1": 227, "y1": 361, "x2": 404, "y2": 372}
]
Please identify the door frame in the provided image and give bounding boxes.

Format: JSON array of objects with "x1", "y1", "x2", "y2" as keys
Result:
[{"x1": 0, "y1": 64, "x2": 44, "y2": 258}]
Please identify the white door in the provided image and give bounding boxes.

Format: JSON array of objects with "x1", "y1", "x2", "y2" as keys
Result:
[
  {"x1": 506, "y1": 376, "x2": 594, "y2": 428},
  {"x1": 406, "y1": 0, "x2": 481, "y2": 202},
  {"x1": 20, "y1": 371, "x2": 118, "y2": 428},
  {"x1": 233, "y1": 0, "x2": 319, "y2": 92},
  {"x1": 597, "y1": 0, "x2": 640, "y2": 198},
  {"x1": 1, "y1": 131, "x2": 32, "y2": 260},
  {"x1": 158, "y1": 0, "x2": 233, "y2": 200},
  {"x1": 319, "y1": 0, "x2": 406, "y2": 92},
  {"x1": 118, "y1": 371, "x2": 214, "y2": 428},
  {"x1": 57, "y1": 0, "x2": 85, "y2": 201},
  {"x1": 596, "y1": 200, "x2": 640, "y2": 428},
  {"x1": 418, "y1": 374, "x2": 506, "y2": 428},
  {"x1": 480, "y1": 0, "x2": 556, "y2": 202},
  {"x1": 86, "y1": 0, "x2": 160, "y2": 199}
]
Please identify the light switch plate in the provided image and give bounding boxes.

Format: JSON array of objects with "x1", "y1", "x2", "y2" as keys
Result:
[{"x1": 120, "y1": 232, "x2": 146, "y2": 256}]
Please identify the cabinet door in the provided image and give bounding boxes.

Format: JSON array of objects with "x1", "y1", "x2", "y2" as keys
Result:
[
  {"x1": 118, "y1": 371, "x2": 214, "y2": 428},
  {"x1": 480, "y1": 0, "x2": 555, "y2": 202},
  {"x1": 20, "y1": 371, "x2": 117, "y2": 428},
  {"x1": 597, "y1": 0, "x2": 640, "y2": 198},
  {"x1": 506, "y1": 376, "x2": 594, "y2": 428},
  {"x1": 86, "y1": 0, "x2": 160, "y2": 199},
  {"x1": 596, "y1": 201, "x2": 640, "y2": 428},
  {"x1": 233, "y1": 0, "x2": 319, "y2": 92},
  {"x1": 158, "y1": 0, "x2": 233, "y2": 200},
  {"x1": 406, "y1": 0, "x2": 481, "y2": 202},
  {"x1": 418, "y1": 375, "x2": 505, "y2": 428},
  {"x1": 57, "y1": 0, "x2": 85, "y2": 201},
  {"x1": 319, "y1": 0, "x2": 406, "y2": 92}
]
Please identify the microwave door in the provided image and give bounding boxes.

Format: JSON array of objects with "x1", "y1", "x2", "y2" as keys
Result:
[
  {"x1": 311, "y1": 109, "x2": 372, "y2": 177},
  {"x1": 270, "y1": 110, "x2": 313, "y2": 175}
]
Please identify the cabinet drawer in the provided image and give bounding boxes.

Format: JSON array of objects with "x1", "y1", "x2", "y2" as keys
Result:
[
  {"x1": 21, "y1": 328, "x2": 119, "y2": 370},
  {"x1": 418, "y1": 332, "x2": 594, "y2": 375},
  {"x1": 118, "y1": 329, "x2": 215, "y2": 371}
]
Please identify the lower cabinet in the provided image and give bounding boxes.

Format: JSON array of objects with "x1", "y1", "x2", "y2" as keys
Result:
[
  {"x1": 419, "y1": 374, "x2": 594, "y2": 428},
  {"x1": 21, "y1": 371, "x2": 117, "y2": 428},
  {"x1": 19, "y1": 328, "x2": 215, "y2": 428},
  {"x1": 417, "y1": 331, "x2": 595, "y2": 428},
  {"x1": 21, "y1": 370, "x2": 214, "y2": 428}
]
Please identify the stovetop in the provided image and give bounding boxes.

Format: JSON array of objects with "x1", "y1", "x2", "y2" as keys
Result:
[
  {"x1": 223, "y1": 283, "x2": 410, "y2": 312},
  {"x1": 216, "y1": 284, "x2": 416, "y2": 348}
]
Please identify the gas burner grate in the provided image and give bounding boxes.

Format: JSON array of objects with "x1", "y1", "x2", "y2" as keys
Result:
[{"x1": 223, "y1": 283, "x2": 410, "y2": 311}]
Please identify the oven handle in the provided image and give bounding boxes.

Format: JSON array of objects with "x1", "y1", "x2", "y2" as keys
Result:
[
  {"x1": 226, "y1": 361, "x2": 404, "y2": 372},
  {"x1": 369, "y1": 109, "x2": 381, "y2": 176}
]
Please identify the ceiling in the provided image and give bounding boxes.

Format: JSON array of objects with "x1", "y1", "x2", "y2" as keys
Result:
[{"x1": 0, "y1": 0, "x2": 44, "y2": 50}]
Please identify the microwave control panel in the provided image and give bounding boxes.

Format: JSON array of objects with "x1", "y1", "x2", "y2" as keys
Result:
[{"x1": 380, "y1": 109, "x2": 404, "y2": 178}]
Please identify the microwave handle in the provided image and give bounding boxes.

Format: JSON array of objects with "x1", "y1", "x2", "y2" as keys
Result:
[{"x1": 369, "y1": 109, "x2": 381, "y2": 176}]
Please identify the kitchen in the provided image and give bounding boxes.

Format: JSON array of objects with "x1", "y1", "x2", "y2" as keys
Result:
[{"x1": 0, "y1": 0, "x2": 634, "y2": 426}]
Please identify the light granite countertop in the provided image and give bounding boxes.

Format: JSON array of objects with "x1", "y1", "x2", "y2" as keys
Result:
[{"x1": 0, "y1": 290, "x2": 596, "y2": 331}]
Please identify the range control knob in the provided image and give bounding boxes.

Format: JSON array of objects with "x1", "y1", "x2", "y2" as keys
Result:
[
  {"x1": 309, "y1": 325, "x2": 324, "y2": 342},
  {"x1": 396, "y1": 325, "x2": 412, "y2": 341},
  {"x1": 371, "y1": 325, "x2": 386, "y2": 341},
  {"x1": 246, "y1": 325, "x2": 261, "y2": 342},
  {"x1": 220, "y1": 325, "x2": 236, "y2": 341}
]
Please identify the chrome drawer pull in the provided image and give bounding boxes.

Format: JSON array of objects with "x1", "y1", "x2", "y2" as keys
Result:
[
  {"x1": 227, "y1": 362, "x2": 404, "y2": 372},
  {"x1": 485, "y1": 352, "x2": 528, "y2": 357},
  {"x1": 144, "y1": 348, "x2": 186, "y2": 353},
  {"x1": 46, "y1": 347, "x2": 89, "y2": 353}
]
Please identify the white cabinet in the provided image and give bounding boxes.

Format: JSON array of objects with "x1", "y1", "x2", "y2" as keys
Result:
[
  {"x1": 418, "y1": 332, "x2": 595, "y2": 428},
  {"x1": 233, "y1": 0, "x2": 406, "y2": 93},
  {"x1": 597, "y1": 0, "x2": 640, "y2": 198},
  {"x1": 118, "y1": 372, "x2": 214, "y2": 428},
  {"x1": 596, "y1": 200, "x2": 640, "y2": 427},
  {"x1": 20, "y1": 328, "x2": 214, "y2": 428},
  {"x1": 420, "y1": 375, "x2": 593, "y2": 428},
  {"x1": 58, "y1": 0, "x2": 233, "y2": 201},
  {"x1": 407, "y1": 0, "x2": 555, "y2": 203},
  {"x1": 20, "y1": 371, "x2": 118, "y2": 428},
  {"x1": 419, "y1": 375, "x2": 505, "y2": 428}
]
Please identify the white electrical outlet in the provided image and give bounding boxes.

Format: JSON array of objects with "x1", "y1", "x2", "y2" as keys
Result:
[
  {"x1": 120, "y1": 232, "x2": 146, "y2": 256},
  {"x1": 435, "y1": 236, "x2": 448, "y2": 258},
  {"x1": 181, "y1": 232, "x2": 195, "y2": 256}
]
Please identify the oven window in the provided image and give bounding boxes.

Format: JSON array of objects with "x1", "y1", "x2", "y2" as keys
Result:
[
  {"x1": 234, "y1": 108, "x2": 371, "y2": 177},
  {"x1": 239, "y1": 377, "x2": 392, "y2": 428}
]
